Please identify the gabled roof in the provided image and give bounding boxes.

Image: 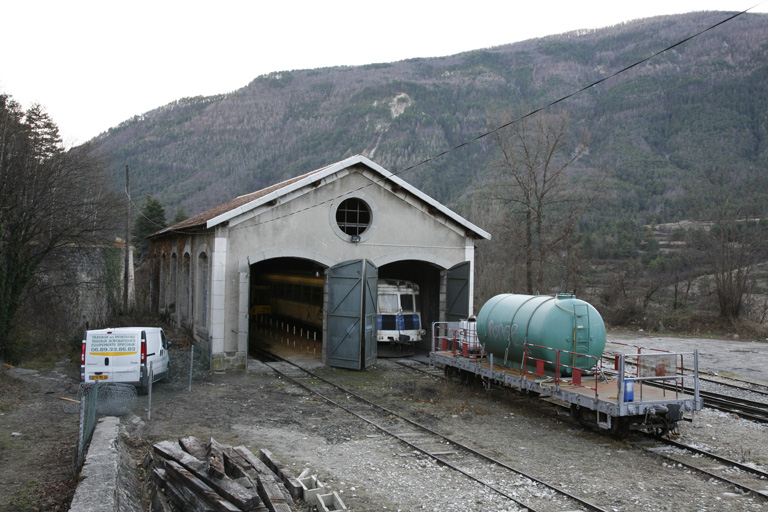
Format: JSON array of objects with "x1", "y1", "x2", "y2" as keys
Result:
[{"x1": 152, "y1": 155, "x2": 490, "y2": 239}]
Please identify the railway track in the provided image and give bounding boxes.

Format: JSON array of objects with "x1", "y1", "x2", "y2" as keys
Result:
[
  {"x1": 695, "y1": 388, "x2": 768, "y2": 422},
  {"x1": 696, "y1": 371, "x2": 768, "y2": 397},
  {"x1": 633, "y1": 437, "x2": 768, "y2": 500},
  {"x1": 396, "y1": 355, "x2": 768, "y2": 500},
  {"x1": 254, "y1": 349, "x2": 608, "y2": 512},
  {"x1": 646, "y1": 380, "x2": 768, "y2": 423}
]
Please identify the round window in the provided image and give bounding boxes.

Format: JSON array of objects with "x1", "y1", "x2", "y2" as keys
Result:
[{"x1": 335, "y1": 198, "x2": 371, "y2": 236}]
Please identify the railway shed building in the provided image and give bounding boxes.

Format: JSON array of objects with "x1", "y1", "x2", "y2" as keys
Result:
[{"x1": 148, "y1": 155, "x2": 490, "y2": 370}]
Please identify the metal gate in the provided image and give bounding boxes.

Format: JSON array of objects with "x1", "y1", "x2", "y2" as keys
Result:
[
  {"x1": 326, "y1": 259, "x2": 378, "y2": 369},
  {"x1": 446, "y1": 261, "x2": 470, "y2": 322}
]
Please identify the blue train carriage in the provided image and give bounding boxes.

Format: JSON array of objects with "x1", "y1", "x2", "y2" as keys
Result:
[
  {"x1": 376, "y1": 279, "x2": 425, "y2": 357},
  {"x1": 430, "y1": 293, "x2": 703, "y2": 438}
]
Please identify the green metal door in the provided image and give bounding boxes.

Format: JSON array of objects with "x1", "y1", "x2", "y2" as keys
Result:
[
  {"x1": 446, "y1": 262, "x2": 470, "y2": 322},
  {"x1": 327, "y1": 259, "x2": 378, "y2": 369}
]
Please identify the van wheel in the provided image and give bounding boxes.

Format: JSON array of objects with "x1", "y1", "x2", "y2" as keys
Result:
[
  {"x1": 138, "y1": 375, "x2": 150, "y2": 395},
  {"x1": 161, "y1": 363, "x2": 171, "y2": 383}
]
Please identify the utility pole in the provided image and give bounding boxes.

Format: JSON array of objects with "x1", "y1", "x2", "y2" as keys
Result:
[{"x1": 124, "y1": 165, "x2": 131, "y2": 314}]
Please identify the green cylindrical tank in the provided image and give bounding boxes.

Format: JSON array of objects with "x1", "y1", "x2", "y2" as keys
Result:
[{"x1": 475, "y1": 294, "x2": 606, "y2": 375}]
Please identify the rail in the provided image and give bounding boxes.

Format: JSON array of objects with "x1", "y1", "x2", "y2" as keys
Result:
[
  {"x1": 604, "y1": 341, "x2": 678, "y2": 376},
  {"x1": 249, "y1": 314, "x2": 322, "y2": 357},
  {"x1": 601, "y1": 342, "x2": 700, "y2": 402}
]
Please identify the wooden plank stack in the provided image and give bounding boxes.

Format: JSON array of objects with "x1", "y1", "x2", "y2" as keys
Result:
[{"x1": 147, "y1": 436, "x2": 304, "y2": 512}]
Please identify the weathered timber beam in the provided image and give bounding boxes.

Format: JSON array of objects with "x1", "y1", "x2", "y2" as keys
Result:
[
  {"x1": 154, "y1": 441, "x2": 260, "y2": 510},
  {"x1": 163, "y1": 460, "x2": 241, "y2": 512}
]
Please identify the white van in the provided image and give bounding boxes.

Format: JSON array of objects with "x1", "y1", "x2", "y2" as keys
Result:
[{"x1": 80, "y1": 327, "x2": 171, "y2": 393}]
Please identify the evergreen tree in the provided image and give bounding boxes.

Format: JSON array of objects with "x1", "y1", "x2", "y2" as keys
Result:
[
  {"x1": 172, "y1": 206, "x2": 189, "y2": 224},
  {"x1": 133, "y1": 195, "x2": 167, "y2": 264}
]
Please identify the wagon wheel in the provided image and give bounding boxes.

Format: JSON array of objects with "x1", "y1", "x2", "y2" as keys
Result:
[
  {"x1": 570, "y1": 404, "x2": 581, "y2": 421},
  {"x1": 462, "y1": 370, "x2": 482, "y2": 389},
  {"x1": 653, "y1": 418, "x2": 671, "y2": 438},
  {"x1": 610, "y1": 417, "x2": 630, "y2": 440}
]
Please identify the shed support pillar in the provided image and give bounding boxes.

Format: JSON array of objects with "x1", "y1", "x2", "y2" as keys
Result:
[
  {"x1": 237, "y1": 270, "x2": 249, "y2": 369},
  {"x1": 210, "y1": 228, "x2": 228, "y2": 369}
]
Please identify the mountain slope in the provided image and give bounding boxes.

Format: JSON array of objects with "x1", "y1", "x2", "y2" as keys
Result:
[{"x1": 92, "y1": 11, "x2": 768, "y2": 223}]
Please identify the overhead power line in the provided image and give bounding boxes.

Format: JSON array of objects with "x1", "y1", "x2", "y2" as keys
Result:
[
  {"x1": 162, "y1": 7, "x2": 759, "y2": 237},
  {"x1": 389, "y1": 7, "x2": 756, "y2": 179}
]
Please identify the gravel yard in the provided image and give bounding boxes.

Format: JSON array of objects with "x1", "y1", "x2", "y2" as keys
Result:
[
  {"x1": 127, "y1": 335, "x2": 768, "y2": 511},
  {"x1": 2, "y1": 333, "x2": 767, "y2": 511}
]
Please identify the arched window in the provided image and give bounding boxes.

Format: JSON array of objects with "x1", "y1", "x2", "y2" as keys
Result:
[
  {"x1": 159, "y1": 253, "x2": 166, "y2": 312},
  {"x1": 197, "y1": 252, "x2": 209, "y2": 327},
  {"x1": 181, "y1": 253, "x2": 191, "y2": 323},
  {"x1": 170, "y1": 253, "x2": 178, "y2": 314}
]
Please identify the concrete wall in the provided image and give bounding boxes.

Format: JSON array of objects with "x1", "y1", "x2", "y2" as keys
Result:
[
  {"x1": 214, "y1": 165, "x2": 476, "y2": 368},
  {"x1": 32, "y1": 242, "x2": 134, "y2": 336},
  {"x1": 151, "y1": 162, "x2": 482, "y2": 370},
  {"x1": 151, "y1": 232, "x2": 215, "y2": 344}
]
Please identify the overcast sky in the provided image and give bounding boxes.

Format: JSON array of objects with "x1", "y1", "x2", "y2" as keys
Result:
[{"x1": 1, "y1": 1, "x2": 765, "y2": 146}]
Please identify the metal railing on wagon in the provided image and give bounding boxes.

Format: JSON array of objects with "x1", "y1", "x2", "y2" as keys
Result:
[
  {"x1": 432, "y1": 321, "x2": 484, "y2": 360},
  {"x1": 600, "y1": 342, "x2": 701, "y2": 404},
  {"x1": 432, "y1": 321, "x2": 700, "y2": 406}
]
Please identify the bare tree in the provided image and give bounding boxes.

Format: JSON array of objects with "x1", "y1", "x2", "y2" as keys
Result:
[
  {"x1": 490, "y1": 108, "x2": 593, "y2": 294},
  {"x1": 0, "y1": 95, "x2": 122, "y2": 362},
  {"x1": 688, "y1": 168, "x2": 768, "y2": 320}
]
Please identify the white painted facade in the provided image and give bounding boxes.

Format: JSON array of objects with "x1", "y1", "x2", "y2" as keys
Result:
[{"x1": 149, "y1": 156, "x2": 490, "y2": 370}]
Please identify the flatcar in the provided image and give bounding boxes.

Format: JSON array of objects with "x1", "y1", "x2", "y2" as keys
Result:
[
  {"x1": 376, "y1": 279, "x2": 426, "y2": 357},
  {"x1": 431, "y1": 293, "x2": 702, "y2": 438}
]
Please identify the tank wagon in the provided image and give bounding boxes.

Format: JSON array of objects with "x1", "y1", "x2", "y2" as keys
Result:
[{"x1": 431, "y1": 293, "x2": 703, "y2": 437}]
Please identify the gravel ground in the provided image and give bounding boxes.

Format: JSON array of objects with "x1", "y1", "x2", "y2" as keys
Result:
[
  {"x1": 2, "y1": 332, "x2": 767, "y2": 511},
  {"x1": 606, "y1": 332, "x2": 768, "y2": 383},
  {"x1": 121, "y1": 333, "x2": 768, "y2": 512}
]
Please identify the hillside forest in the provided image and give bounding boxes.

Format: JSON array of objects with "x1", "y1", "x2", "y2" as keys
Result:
[
  {"x1": 96, "y1": 11, "x2": 768, "y2": 334},
  {"x1": 2, "y1": 11, "x2": 768, "y2": 365}
]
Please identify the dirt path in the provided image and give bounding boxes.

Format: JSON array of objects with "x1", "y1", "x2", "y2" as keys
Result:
[{"x1": 0, "y1": 362, "x2": 81, "y2": 511}]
